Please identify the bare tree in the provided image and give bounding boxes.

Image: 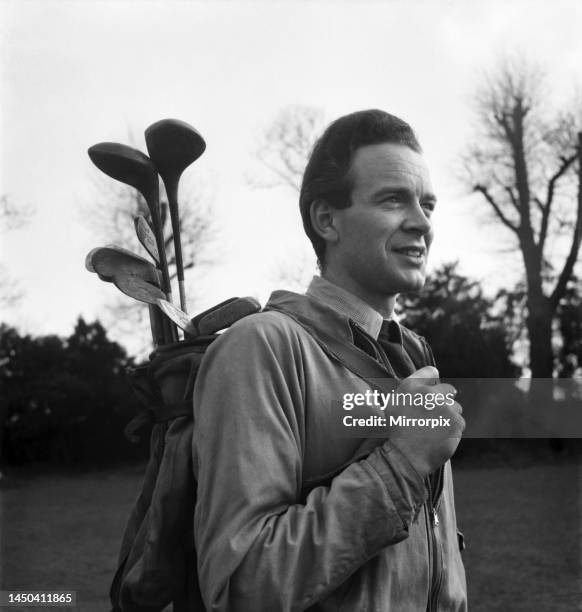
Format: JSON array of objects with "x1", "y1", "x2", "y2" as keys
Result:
[
  {"x1": 249, "y1": 105, "x2": 327, "y2": 191},
  {"x1": 0, "y1": 195, "x2": 35, "y2": 310},
  {"x1": 462, "y1": 59, "x2": 582, "y2": 377},
  {"x1": 0, "y1": 195, "x2": 34, "y2": 231},
  {"x1": 249, "y1": 105, "x2": 326, "y2": 284},
  {"x1": 85, "y1": 179, "x2": 215, "y2": 276}
]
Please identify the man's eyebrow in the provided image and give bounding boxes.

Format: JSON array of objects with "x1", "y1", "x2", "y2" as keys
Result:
[
  {"x1": 371, "y1": 187, "x2": 410, "y2": 199},
  {"x1": 371, "y1": 186, "x2": 438, "y2": 203}
]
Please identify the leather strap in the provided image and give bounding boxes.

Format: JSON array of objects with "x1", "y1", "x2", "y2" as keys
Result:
[{"x1": 266, "y1": 305, "x2": 401, "y2": 394}]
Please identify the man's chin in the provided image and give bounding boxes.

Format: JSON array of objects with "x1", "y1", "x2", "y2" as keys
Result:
[{"x1": 391, "y1": 274, "x2": 426, "y2": 295}]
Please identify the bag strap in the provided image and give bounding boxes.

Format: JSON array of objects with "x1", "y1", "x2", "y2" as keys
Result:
[{"x1": 265, "y1": 305, "x2": 400, "y2": 394}]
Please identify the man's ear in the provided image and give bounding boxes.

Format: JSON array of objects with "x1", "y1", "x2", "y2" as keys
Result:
[{"x1": 310, "y1": 199, "x2": 339, "y2": 245}]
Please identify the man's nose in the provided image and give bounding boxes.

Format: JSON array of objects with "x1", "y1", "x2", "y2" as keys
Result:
[{"x1": 402, "y1": 200, "x2": 432, "y2": 236}]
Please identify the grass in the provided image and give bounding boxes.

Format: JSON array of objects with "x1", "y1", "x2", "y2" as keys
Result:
[
  {"x1": 1, "y1": 461, "x2": 580, "y2": 611},
  {"x1": 0, "y1": 465, "x2": 144, "y2": 612},
  {"x1": 453, "y1": 461, "x2": 582, "y2": 612}
]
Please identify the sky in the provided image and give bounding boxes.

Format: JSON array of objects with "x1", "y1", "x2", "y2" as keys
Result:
[{"x1": 1, "y1": 0, "x2": 581, "y2": 354}]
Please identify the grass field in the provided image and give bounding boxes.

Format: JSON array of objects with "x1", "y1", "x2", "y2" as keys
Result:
[{"x1": 1, "y1": 461, "x2": 580, "y2": 611}]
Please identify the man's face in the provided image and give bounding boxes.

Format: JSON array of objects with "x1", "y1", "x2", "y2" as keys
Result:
[{"x1": 329, "y1": 142, "x2": 435, "y2": 303}]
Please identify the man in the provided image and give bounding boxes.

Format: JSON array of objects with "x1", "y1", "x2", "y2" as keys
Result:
[{"x1": 192, "y1": 109, "x2": 467, "y2": 611}]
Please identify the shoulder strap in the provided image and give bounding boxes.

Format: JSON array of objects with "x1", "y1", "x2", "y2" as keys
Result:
[{"x1": 266, "y1": 305, "x2": 400, "y2": 394}]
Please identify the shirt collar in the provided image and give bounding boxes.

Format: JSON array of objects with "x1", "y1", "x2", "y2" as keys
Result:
[{"x1": 306, "y1": 275, "x2": 390, "y2": 341}]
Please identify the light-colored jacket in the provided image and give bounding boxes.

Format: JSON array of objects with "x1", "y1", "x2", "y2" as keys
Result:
[{"x1": 192, "y1": 290, "x2": 467, "y2": 611}]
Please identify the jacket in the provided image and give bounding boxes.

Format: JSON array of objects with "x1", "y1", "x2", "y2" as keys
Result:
[{"x1": 192, "y1": 290, "x2": 467, "y2": 611}]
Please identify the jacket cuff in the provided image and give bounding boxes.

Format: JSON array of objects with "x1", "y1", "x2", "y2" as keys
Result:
[{"x1": 365, "y1": 440, "x2": 428, "y2": 531}]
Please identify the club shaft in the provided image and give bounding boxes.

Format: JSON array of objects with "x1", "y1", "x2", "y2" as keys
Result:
[
  {"x1": 148, "y1": 304, "x2": 165, "y2": 347},
  {"x1": 150, "y1": 208, "x2": 173, "y2": 301},
  {"x1": 145, "y1": 189, "x2": 178, "y2": 338},
  {"x1": 178, "y1": 280, "x2": 187, "y2": 313},
  {"x1": 163, "y1": 309, "x2": 179, "y2": 343},
  {"x1": 165, "y1": 175, "x2": 187, "y2": 312},
  {"x1": 154, "y1": 268, "x2": 178, "y2": 343}
]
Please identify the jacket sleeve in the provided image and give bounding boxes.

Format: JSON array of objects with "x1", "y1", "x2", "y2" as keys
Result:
[{"x1": 192, "y1": 315, "x2": 428, "y2": 612}]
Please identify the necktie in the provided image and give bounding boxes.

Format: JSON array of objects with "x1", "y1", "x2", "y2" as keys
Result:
[{"x1": 377, "y1": 320, "x2": 417, "y2": 379}]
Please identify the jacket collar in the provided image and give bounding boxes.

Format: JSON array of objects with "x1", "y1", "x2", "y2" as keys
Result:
[
  {"x1": 305, "y1": 276, "x2": 384, "y2": 340},
  {"x1": 265, "y1": 289, "x2": 356, "y2": 348}
]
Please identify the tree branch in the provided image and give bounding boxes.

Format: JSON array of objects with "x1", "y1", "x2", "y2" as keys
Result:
[
  {"x1": 474, "y1": 184, "x2": 520, "y2": 234},
  {"x1": 256, "y1": 154, "x2": 302, "y2": 191},
  {"x1": 504, "y1": 186, "x2": 520, "y2": 211},
  {"x1": 539, "y1": 152, "x2": 577, "y2": 256},
  {"x1": 550, "y1": 135, "x2": 582, "y2": 311}
]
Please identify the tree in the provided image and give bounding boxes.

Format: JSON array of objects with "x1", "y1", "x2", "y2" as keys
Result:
[
  {"x1": 555, "y1": 276, "x2": 582, "y2": 377},
  {"x1": 397, "y1": 262, "x2": 518, "y2": 378},
  {"x1": 0, "y1": 319, "x2": 146, "y2": 465},
  {"x1": 462, "y1": 59, "x2": 582, "y2": 377},
  {"x1": 250, "y1": 105, "x2": 326, "y2": 286},
  {"x1": 496, "y1": 274, "x2": 582, "y2": 377},
  {"x1": 249, "y1": 105, "x2": 327, "y2": 191},
  {"x1": 0, "y1": 195, "x2": 35, "y2": 309}
]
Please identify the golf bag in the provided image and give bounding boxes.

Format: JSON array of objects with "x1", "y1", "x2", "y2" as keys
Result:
[{"x1": 110, "y1": 322, "x2": 246, "y2": 611}]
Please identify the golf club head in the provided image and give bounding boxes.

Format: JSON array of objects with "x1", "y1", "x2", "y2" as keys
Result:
[
  {"x1": 85, "y1": 247, "x2": 101, "y2": 272},
  {"x1": 192, "y1": 297, "x2": 261, "y2": 335},
  {"x1": 156, "y1": 299, "x2": 197, "y2": 336},
  {"x1": 114, "y1": 275, "x2": 166, "y2": 304},
  {"x1": 145, "y1": 119, "x2": 206, "y2": 178},
  {"x1": 104, "y1": 244, "x2": 153, "y2": 264},
  {"x1": 86, "y1": 246, "x2": 159, "y2": 285},
  {"x1": 134, "y1": 215, "x2": 160, "y2": 264},
  {"x1": 88, "y1": 142, "x2": 158, "y2": 200}
]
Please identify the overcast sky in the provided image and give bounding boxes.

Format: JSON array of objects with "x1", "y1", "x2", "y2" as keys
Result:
[{"x1": 1, "y1": 0, "x2": 581, "y2": 353}]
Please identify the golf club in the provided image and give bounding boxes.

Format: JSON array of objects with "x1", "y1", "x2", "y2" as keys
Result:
[
  {"x1": 113, "y1": 274, "x2": 165, "y2": 304},
  {"x1": 87, "y1": 142, "x2": 173, "y2": 303},
  {"x1": 145, "y1": 119, "x2": 206, "y2": 312},
  {"x1": 134, "y1": 215, "x2": 160, "y2": 265},
  {"x1": 192, "y1": 297, "x2": 261, "y2": 335},
  {"x1": 87, "y1": 245, "x2": 177, "y2": 344},
  {"x1": 112, "y1": 275, "x2": 178, "y2": 346},
  {"x1": 156, "y1": 298, "x2": 197, "y2": 337},
  {"x1": 85, "y1": 247, "x2": 101, "y2": 273},
  {"x1": 86, "y1": 245, "x2": 160, "y2": 285}
]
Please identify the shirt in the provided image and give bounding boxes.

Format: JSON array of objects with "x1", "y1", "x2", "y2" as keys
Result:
[{"x1": 306, "y1": 275, "x2": 412, "y2": 377}]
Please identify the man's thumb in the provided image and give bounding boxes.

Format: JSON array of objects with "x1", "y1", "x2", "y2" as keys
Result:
[{"x1": 408, "y1": 365, "x2": 440, "y2": 384}]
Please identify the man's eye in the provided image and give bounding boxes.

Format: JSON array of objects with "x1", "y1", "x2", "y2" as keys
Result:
[
  {"x1": 382, "y1": 195, "x2": 400, "y2": 203},
  {"x1": 422, "y1": 202, "x2": 436, "y2": 213}
]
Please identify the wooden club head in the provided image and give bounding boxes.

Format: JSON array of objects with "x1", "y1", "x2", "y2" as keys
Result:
[{"x1": 145, "y1": 119, "x2": 206, "y2": 178}]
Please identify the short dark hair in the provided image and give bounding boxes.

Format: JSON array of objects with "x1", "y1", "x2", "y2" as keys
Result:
[{"x1": 299, "y1": 109, "x2": 422, "y2": 267}]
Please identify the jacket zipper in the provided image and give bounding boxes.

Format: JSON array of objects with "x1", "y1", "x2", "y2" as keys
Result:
[{"x1": 426, "y1": 468, "x2": 444, "y2": 612}]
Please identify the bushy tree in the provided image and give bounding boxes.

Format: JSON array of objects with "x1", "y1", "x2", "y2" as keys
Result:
[
  {"x1": 0, "y1": 319, "x2": 147, "y2": 466},
  {"x1": 556, "y1": 276, "x2": 582, "y2": 377},
  {"x1": 397, "y1": 262, "x2": 519, "y2": 378},
  {"x1": 495, "y1": 272, "x2": 582, "y2": 377}
]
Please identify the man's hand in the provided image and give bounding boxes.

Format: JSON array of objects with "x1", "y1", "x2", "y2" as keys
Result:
[{"x1": 389, "y1": 366, "x2": 464, "y2": 477}]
